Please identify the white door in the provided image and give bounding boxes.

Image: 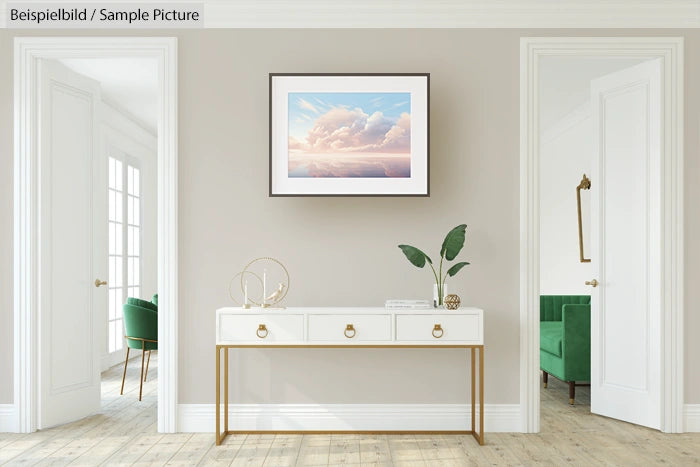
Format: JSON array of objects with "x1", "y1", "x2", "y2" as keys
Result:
[
  {"x1": 37, "y1": 60, "x2": 106, "y2": 428},
  {"x1": 589, "y1": 59, "x2": 661, "y2": 429}
]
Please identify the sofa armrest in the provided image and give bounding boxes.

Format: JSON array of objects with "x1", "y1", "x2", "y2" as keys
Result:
[{"x1": 562, "y1": 304, "x2": 591, "y2": 378}]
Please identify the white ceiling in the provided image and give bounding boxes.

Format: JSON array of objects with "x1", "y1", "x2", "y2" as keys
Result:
[
  {"x1": 58, "y1": 58, "x2": 158, "y2": 134},
  {"x1": 1, "y1": 0, "x2": 699, "y2": 27}
]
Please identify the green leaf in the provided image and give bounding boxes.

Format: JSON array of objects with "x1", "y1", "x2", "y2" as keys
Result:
[
  {"x1": 398, "y1": 244, "x2": 433, "y2": 268},
  {"x1": 440, "y1": 224, "x2": 467, "y2": 261},
  {"x1": 446, "y1": 261, "x2": 470, "y2": 277}
]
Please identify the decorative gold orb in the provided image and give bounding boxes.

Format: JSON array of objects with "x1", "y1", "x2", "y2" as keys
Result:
[{"x1": 444, "y1": 294, "x2": 461, "y2": 310}]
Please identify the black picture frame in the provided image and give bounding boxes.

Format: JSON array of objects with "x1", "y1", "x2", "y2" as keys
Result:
[{"x1": 269, "y1": 73, "x2": 430, "y2": 197}]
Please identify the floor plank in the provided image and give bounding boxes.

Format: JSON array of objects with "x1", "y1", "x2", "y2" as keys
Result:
[{"x1": 3, "y1": 363, "x2": 700, "y2": 466}]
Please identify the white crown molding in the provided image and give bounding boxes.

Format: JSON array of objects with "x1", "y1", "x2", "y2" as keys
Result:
[
  {"x1": 178, "y1": 403, "x2": 521, "y2": 433},
  {"x1": 1, "y1": 1, "x2": 699, "y2": 28}
]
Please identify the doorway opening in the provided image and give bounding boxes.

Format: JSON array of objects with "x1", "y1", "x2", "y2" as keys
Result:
[
  {"x1": 520, "y1": 37, "x2": 684, "y2": 434},
  {"x1": 58, "y1": 56, "x2": 160, "y2": 416},
  {"x1": 13, "y1": 37, "x2": 178, "y2": 433},
  {"x1": 538, "y1": 55, "x2": 654, "y2": 427}
]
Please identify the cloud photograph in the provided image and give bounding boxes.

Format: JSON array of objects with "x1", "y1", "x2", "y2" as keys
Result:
[{"x1": 287, "y1": 92, "x2": 411, "y2": 178}]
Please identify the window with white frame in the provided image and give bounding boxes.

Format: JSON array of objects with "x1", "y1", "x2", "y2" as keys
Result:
[{"x1": 108, "y1": 154, "x2": 141, "y2": 354}]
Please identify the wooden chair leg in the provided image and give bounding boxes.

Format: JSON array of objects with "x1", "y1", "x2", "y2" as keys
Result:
[
  {"x1": 543, "y1": 370, "x2": 548, "y2": 388},
  {"x1": 569, "y1": 381, "x2": 575, "y2": 405},
  {"x1": 144, "y1": 350, "x2": 151, "y2": 382},
  {"x1": 139, "y1": 342, "x2": 146, "y2": 401},
  {"x1": 120, "y1": 347, "x2": 130, "y2": 395}
]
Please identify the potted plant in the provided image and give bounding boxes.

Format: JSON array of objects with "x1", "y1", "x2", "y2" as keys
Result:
[{"x1": 398, "y1": 224, "x2": 470, "y2": 307}]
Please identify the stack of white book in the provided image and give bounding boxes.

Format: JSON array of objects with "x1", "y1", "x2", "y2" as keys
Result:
[{"x1": 385, "y1": 299, "x2": 432, "y2": 309}]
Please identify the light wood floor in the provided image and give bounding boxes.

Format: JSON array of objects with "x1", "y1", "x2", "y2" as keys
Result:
[{"x1": 1, "y1": 359, "x2": 698, "y2": 466}]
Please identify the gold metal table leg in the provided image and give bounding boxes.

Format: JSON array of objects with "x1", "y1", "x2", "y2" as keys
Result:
[
  {"x1": 224, "y1": 347, "x2": 229, "y2": 434},
  {"x1": 478, "y1": 346, "x2": 484, "y2": 445},
  {"x1": 216, "y1": 345, "x2": 221, "y2": 445},
  {"x1": 471, "y1": 347, "x2": 476, "y2": 434},
  {"x1": 213, "y1": 344, "x2": 485, "y2": 445}
]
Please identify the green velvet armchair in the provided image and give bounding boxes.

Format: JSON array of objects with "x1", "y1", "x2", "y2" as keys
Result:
[
  {"x1": 540, "y1": 295, "x2": 591, "y2": 404},
  {"x1": 121, "y1": 297, "x2": 158, "y2": 401}
]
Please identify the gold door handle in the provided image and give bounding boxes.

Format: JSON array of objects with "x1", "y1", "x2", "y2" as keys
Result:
[
  {"x1": 585, "y1": 279, "x2": 599, "y2": 287},
  {"x1": 344, "y1": 324, "x2": 356, "y2": 339},
  {"x1": 94, "y1": 279, "x2": 107, "y2": 287},
  {"x1": 432, "y1": 324, "x2": 444, "y2": 339},
  {"x1": 256, "y1": 324, "x2": 268, "y2": 338}
]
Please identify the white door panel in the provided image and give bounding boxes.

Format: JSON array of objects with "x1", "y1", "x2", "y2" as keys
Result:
[
  {"x1": 38, "y1": 59, "x2": 105, "y2": 428},
  {"x1": 590, "y1": 59, "x2": 661, "y2": 429}
]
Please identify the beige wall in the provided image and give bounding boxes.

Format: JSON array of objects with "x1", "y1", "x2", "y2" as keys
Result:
[{"x1": 0, "y1": 29, "x2": 698, "y2": 408}]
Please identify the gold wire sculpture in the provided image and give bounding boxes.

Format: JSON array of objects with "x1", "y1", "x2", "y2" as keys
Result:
[
  {"x1": 228, "y1": 270, "x2": 263, "y2": 307},
  {"x1": 444, "y1": 294, "x2": 461, "y2": 310},
  {"x1": 229, "y1": 257, "x2": 290, "y2": 308}
]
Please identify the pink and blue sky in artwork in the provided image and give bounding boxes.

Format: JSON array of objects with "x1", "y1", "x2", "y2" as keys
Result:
[{"x1": 288, "y1": 92, "x2": 411, "y2": 178}]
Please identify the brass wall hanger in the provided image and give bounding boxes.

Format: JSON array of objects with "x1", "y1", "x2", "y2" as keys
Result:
[{"x1": 576, "y1": 174, "x2": 591, "y2": 263}]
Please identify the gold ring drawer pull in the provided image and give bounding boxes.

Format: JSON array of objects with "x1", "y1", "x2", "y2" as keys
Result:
[
  {"x1": 344, "y1": 324, "x2": 356, "y2": 339},
  {"x1": 432, "y1": 324, "x2": 444, "y2": 339},
  {"x1": 256, "y1": 324, "x2": 268, "y2": 339}
]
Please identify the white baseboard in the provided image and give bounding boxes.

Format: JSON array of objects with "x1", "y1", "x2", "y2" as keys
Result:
[
  {"x1": 0, "y1": 404, "x2": 18, "y2": 432},
  {"x1": 178, "y1": 403, "x2": 521, "y2": 433},
  {"x1": 684, "y1": 404, "x2": 700, "y2": 432}
]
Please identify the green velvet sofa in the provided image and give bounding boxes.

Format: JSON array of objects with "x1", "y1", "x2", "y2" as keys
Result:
[{"x1": 540, "y1": 295, "x2": 591, "y2": 404}]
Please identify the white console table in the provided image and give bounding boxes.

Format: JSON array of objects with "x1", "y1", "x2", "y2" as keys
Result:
[{"x1": 215, "y1": 307, "x2": 484, "y2": 445}]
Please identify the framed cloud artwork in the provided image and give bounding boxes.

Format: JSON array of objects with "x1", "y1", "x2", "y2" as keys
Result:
[{"x1": 269, "y1": 73, "x2": 430, "y2": 196}]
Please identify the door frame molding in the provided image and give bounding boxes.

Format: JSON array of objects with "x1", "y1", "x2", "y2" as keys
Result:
[
  {"x1": 13, "y1": 37, "x2": 178, "y2": 433},
  {"x1": 519, "y1": 37, "x2": 684, "y2": 433}
]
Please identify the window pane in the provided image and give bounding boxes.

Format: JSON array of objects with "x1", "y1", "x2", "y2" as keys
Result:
[
  {"x1": 115, "y1": 159, "x2": 123, "y2": 191},
  {"x1": 115, "y1": 224, "x2": 123, "y2": 256},
  {"x1": 115, "y1": 320, "x2": 123, "y2": 350},
  {"x1": 114, "y1": 192, "x2": 122, "y2": 223},
  {"x1": 132, "y1": 227, "x2": 140, "y2": 256},
  {"x1": 133, "y1": 260, "x2": 140, "y2": 286},
  {"x1": 109, "y1": 288, "x2": 116, "y2": 320},
  {"x1": 109, "y1": 157, "x2": 116, "y2": 189},
  {"x1": 127, "y1": 166, "x2": 133, "y2": 195},
  {"x1": 109, "y1": 256, "x2": 116, "y2": 285},
  {"x1": 109, "y1": 222, "x2": 115, "y2": 255},
  {"x1": 108, "y1": 190, "x2": 115, "y2": 221},
  {"x1": 115, "y1": 259, "x2": 122, "y2": 288},
  {"x1": 133, "y1": 200, "x2": 140, "y2": 227},
  {"x1": 128, "y1": 257, "x2": 134, "y2": 286},
  {"x1": 115, "y1": 288, "x2": 123, "y2": 318},
  {"x1": 127, "y1": 196, "x2": 134, "y2": 225},
  {"x1": 133, "y1": 169, "x2": 140, "y2": 197},
  {"x1": 133, "y1": 287, "x2": 140, "y2": 299},
  {"x1": 109, "y1": 321, "x2": 116, "y2": 353},
  {"x1": 127, "y1": 226, "x2": 133, "y2": 256}
]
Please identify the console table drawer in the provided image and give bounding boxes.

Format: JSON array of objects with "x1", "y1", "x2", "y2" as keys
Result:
[
  {"x1": 308, "y1": 314, "x2": 391, "y2": 341},
  {"x1": 218, "y1": 314, "x2": 304, "y2": 343},
  {"x1": 396, "y1": 314, "x2": 481, "y2": 343}
]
